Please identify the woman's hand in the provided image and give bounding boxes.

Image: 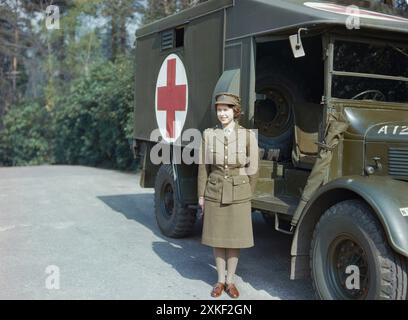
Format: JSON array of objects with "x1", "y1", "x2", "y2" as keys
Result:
[{"x1": 198, "y1": 196, "x2": 205, "y2": 218}]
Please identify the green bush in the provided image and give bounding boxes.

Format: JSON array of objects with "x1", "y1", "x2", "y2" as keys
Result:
[
  {"x1": 52, "y1": 56, "x2": 136, "y2": 170},
  {"x1": 0, "y1": 100, "x2": 54, "y2": 166},
  {"x1": 0, "y1": 57, "x2": 136, "y2": 171}
]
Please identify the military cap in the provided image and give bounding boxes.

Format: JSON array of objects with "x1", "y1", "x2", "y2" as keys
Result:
[{"x1": 214, "y1": 92, "x2": 241, "y2": 106}]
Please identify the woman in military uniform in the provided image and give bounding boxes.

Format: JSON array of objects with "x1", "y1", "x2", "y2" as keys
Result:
[{"x1": 198, "y1": 92, "x2": 259, "y2": 298}]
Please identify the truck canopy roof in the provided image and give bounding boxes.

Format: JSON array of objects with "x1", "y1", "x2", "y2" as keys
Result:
[{"x1": 136, "y1": 0, "x2": 408, "y2": 39}]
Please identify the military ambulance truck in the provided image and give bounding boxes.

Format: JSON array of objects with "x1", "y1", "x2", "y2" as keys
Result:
[{"x1": 132, "y1": 0, "x2": 408, "y2": 299}]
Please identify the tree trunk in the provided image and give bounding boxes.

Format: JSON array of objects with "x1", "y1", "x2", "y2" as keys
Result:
[
  {"x1": 11, "y1": 1, "x2": 19, "y2": 101},
  {"x1": 111, "y1": 15, "x2": 117, "y2": 61},
  {"x1": 119, "y1": 14, "x2": 127, "y2": 55}
]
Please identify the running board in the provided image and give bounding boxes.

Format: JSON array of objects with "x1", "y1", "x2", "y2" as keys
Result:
[{"x1": 252, "y1": 194, "x2": 298, "y2": 216}]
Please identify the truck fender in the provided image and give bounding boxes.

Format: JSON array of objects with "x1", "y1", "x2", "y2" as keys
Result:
[{"x1": 290, "y1": 175, "x2": 408, "y2": 279}]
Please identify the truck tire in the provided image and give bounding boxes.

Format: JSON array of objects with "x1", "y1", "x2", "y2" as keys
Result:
[
  {"x1": 154, "y1": 164, "x2": 196, "y2": 238},
  {"x1": 255, "y1": 65, "x2": 307, "y2": 161},
  {"x1": 310, "y1": 199, "x2": 408, "y2": 300}
]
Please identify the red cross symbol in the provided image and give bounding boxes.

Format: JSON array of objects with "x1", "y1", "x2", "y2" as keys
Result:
[{"x1": 157, "y1": 58, "x2": 187, "y2": 139}]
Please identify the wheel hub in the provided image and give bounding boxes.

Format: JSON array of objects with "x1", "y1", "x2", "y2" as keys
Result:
[
  {"x1": 328, "y1": 237, "x2": 369, "y2": 299},
  {"x1": 162, "y1": 183, "x2": 174, "y2": 218}
]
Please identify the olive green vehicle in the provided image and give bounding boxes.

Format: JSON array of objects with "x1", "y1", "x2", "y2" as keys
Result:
[{"x1": 132, "y1": 0, "x2": 408, "y2": 299}]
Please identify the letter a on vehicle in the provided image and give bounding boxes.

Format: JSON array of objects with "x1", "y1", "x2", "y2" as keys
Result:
[{"x1": 155, "y1": 53, "x2": 189, "y2": 143}]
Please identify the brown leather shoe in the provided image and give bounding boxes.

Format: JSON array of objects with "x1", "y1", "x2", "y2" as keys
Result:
[
  {"x1": 225, "y1": 283, "x2": 239, "y2": 298},
  {"x1": 210, "y1": 282, "x2": 225, "y2": 298}
]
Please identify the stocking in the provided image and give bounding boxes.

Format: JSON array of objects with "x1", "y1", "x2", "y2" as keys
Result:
[
  {"x1": 226, "y1": 248, "x2": 240, "y2": 285},
  {"x1": 213, "y1": 247, "x2": 226, "y2": 283}
]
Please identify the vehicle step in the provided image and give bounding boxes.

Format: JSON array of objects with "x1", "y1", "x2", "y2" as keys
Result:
[
  {"x1": 252, "y1": 194, "x2": 299, "y2": 216},
  {"x1": 255, "y1": 178, "x2": 274, "y2": 194},
  {"x1": 258, "y1": 160, "x2": 284, "y2": 178},
  {"x1": 258, "y1": 166, "x2": 273, "y2": 179}
]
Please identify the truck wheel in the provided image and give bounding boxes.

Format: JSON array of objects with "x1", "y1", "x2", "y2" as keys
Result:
[
  {"x1": 310, "y1": 199, "x2": 408, "y2": 300},
  {"x1": 154, "y1": 164, "x2": 196, "y2": 238},
  {"x1": 255, "y1": 65, "x2": 306, "y2": 161}
]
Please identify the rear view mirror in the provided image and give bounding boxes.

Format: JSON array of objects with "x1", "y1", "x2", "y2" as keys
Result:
[{"x1": 289, "y1": 28, "x2": 308, "y2": 58}]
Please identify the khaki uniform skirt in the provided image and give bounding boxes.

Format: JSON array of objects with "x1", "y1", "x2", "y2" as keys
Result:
[{"x1": 201, "y1": 200, "x2": 254, "y2": 248}]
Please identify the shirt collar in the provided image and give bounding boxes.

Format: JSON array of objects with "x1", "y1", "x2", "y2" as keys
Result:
[{"x1": 223, "y1": 120, "x2": 235, "y2": 133}]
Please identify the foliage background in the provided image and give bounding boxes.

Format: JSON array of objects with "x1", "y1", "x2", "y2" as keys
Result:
[
  {"x1": 0, "y1": 0, "x2": 406, "y2": 170},
  {"x1": 0, "y1": 0, "x2": 206, "y2": 170}
]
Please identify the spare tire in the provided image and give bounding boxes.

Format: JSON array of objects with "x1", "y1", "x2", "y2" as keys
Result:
[{"x1": 255, "y1": 63, "x2": 307, "y2": 161}]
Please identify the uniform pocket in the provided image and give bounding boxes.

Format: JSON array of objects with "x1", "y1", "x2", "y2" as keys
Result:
[
  {"x1": 205, "y1": 176, "x2": 221, "y2": 200},
  {"x1": 232, "y1": 175, "x2": 251, "y2": 201}
]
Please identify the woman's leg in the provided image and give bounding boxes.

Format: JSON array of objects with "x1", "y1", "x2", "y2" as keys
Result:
[
  {"x1": 213, "y1": 247, "x2": 226, "y2": 283},
  {"x1": 226, "y1": 248, "x2": 240, "y2": 284}
]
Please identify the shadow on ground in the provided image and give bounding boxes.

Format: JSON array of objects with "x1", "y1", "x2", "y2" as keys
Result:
[{"x1": 98, "y1": 193, "x2": 314, "y2": 299}]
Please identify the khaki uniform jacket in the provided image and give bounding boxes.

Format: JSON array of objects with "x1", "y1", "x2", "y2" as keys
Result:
[{"x1": 197, "y1": 122, "x2": 259, "y2": 204}]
